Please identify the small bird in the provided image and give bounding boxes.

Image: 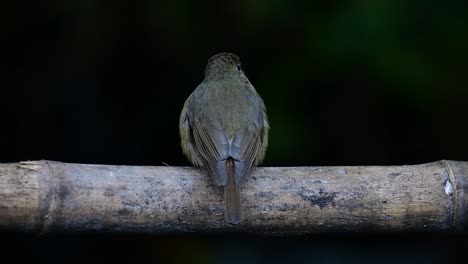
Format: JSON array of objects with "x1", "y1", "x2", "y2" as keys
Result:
[{"x1": 179, "y1": 53, "x2": 269, "y2": 224}]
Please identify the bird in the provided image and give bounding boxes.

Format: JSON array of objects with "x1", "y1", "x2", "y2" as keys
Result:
[{"x1": 179, "y1": 52, "x2": 269, "y2": 224}]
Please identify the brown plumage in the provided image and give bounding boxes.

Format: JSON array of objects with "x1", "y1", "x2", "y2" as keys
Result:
[{"x1": 179, "y1": 52, "x2": 269, "y2": 224}]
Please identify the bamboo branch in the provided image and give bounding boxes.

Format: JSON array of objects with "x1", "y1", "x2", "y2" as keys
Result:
[{"x1": 0, "y1": 160, "x2": 467, "y2": 235}]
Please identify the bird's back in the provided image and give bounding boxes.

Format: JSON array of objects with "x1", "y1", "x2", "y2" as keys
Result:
[
  {"x1": 186, "y1": 78, "x2": 267, "y2": 185},
  {"x1": 194, "y1": 79, "x2": 264, "y2": 138}
]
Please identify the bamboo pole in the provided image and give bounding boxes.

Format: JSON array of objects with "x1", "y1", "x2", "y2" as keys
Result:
[{"x1": 0, "y1": 160, "x2": 466, "y2": 235}]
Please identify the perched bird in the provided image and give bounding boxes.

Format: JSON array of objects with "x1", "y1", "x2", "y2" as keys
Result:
[{"x1": 179, "y1": 53, "x2": 269, "y2": 224}]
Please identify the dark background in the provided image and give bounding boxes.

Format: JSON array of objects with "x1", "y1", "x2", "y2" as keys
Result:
[{"x1": 2, "y1": 0, "x2": 468, "y2": 263}]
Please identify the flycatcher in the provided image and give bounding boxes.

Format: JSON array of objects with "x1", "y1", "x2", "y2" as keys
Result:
[{"x1": 179, "y1": 52, "x2": 269, "y2": 224}]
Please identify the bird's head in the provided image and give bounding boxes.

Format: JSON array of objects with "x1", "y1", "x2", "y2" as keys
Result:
[{"x1": 204, "y1": 52, "x2": 243, "y2": 81}]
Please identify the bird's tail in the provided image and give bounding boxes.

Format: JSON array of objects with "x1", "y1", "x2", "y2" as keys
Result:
[{"x1": 224, "y1": 158, "x2": 242, "y2": 224}]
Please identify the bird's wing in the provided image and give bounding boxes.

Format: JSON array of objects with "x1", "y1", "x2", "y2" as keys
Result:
[
  {"x1": 179, "y1": 97, "x2": 204, "y2": 167},
  {"x1": 191, "y1": 121, "x2": 230, "y2": 186},
  {"x1": 229, "y1": 86, "x2": 268, "y2": 184},
  {"x1": 229, "y1": 128, "x2": 262, "y2": 185}
]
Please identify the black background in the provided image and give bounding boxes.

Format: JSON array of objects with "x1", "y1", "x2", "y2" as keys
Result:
[{"x1": 2, "y1": 1, "x2": 468, "y2": 263}]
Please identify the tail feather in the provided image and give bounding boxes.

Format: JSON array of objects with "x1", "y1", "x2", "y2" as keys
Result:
[{"x1": 224, "y1": 158, "x2": 242, "y2": 224}]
